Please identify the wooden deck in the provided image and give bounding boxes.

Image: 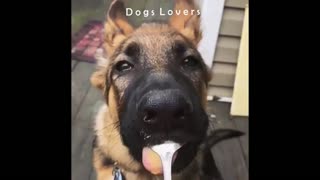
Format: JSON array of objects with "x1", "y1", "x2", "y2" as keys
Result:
[{"x1": 72, "y1": 60, "x2": 248, "y2": 180}]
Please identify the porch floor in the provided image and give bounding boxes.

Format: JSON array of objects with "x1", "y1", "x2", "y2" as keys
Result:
[{"x1": 72, "y1": 60, "x2": 248, "y2": 180}]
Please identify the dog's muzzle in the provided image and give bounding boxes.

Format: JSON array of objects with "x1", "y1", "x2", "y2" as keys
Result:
[{"x1": 137, "y1": 89, "x2": 192, "y2": 133}]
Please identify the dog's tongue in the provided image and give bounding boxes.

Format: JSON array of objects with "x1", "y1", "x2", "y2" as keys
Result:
[
  {"x1": 142, "y1": 147, "x2": 164, "y2": 175},
  {"x1": 142, "y1": 142, "x2": 181, "y2": 176}
]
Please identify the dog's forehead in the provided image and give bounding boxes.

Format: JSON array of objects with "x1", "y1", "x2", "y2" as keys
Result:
[
  {"x1": 123, "y1": 23, "x2": 192, "y2": 66},
  {"x1": 132, "y1": 23, "x2": 178, "y2": 38}
]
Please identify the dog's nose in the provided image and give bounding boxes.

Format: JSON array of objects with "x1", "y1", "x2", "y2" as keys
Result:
[{"x1": 138, "y1": 90, "x2": 193, "y2": 129}]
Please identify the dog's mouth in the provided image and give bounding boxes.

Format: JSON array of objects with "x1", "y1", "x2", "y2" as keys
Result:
[
  {"x1": 135, "y1": 104, "x2": 208, "y2": 175},
  {"x1": 141, "y1": 141, "x2": 201, "y2": 175},
  {"x1": 119, "y1": 84, "x2": 209, "y2": 174},
  {"x1": 140, "y1": 129, "x2": 198, "y2": 145},
  {"x1": 142, "y1": 143, "x2": 181, "y2": 175},
  {"x1": 139, "y1": 130, "x2": 201, "y2": 175}
]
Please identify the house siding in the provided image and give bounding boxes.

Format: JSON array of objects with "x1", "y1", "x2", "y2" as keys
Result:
[{"x1": 208, "y1": 1, "x2": 247, "y2": 98}]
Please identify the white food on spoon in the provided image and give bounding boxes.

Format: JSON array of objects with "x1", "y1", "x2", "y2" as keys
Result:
[{"x1": 150, "y1": 141, "x2": 182, "y2": 180}]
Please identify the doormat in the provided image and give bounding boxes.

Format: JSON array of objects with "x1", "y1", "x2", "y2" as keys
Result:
[{"x1": 72, "y1": 20, "x2": 104, "y2": 63}]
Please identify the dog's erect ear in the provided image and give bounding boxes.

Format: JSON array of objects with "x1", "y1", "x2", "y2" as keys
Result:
[
  {"x1": 104, "y1": 0, "x2": 134, "y2": 56},
  {"x1": 95, "y1": 0, "x2": 134, "y2": 90},
  {"x1": 169, "y1": 0, "x2": 202, "y2": 45}
]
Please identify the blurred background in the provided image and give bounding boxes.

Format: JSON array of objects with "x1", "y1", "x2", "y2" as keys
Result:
[{"x1": 72, "y1": 0, "x2": 175, "y2": 35}]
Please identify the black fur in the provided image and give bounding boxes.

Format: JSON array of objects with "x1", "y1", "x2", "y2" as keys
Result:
[{"x1": 118, "y1": 67, "x2": 209, "y2": 173}]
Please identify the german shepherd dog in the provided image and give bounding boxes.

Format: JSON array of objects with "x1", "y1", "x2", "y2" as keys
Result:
[{"x1": 90, "y1": 0, "x2": 244, "y2": 179}]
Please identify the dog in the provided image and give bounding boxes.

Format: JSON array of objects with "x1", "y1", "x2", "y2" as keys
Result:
[{"x1": 90, "y1": 0, "x2": 244, "y2": 179}]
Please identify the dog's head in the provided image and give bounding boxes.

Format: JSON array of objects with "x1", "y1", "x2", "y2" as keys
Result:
[{"x1": 91, "y1": 0, "x2": 212, "y2": 174}]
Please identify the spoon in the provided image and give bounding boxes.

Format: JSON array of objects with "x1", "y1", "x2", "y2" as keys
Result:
[{"x1": 150, "y1": 141, "x2": 182, "y2": 180}]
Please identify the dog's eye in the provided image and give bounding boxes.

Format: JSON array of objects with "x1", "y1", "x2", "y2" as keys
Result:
[
  {"x1": 115, "y1": 61, "x2": 133, "y2": 72},
  {"x1": 182, "y1": 57, "x2": 199, "y2": 67}
]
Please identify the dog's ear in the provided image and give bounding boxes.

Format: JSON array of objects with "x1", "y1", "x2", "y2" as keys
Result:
[
  {"x1": 90, "y1": 49, "x2": 109, "y2": 91},
  {"x1": 169, "y1": 0, "x2": 202, "y2": 45},
  {"x1": 90, "y1": 69, "x2": 107, "y2": 90},
  {"x1": 104, "y1": 0, "x2": 134, "y2": 56},
  {"x1": 92, "y1": 0, "x2": 135, "y2": 92},
  {"x1": 90, "y1": 54, "x2": 113, "y2": 104}
]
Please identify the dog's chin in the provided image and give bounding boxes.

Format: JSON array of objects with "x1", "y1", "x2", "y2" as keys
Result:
[
  {"x1": 120, "y1": 105, "x2": 209, "y2": 174},
  {"x1": 121, "y1": 131, "x2": 204, "y2": 175}
]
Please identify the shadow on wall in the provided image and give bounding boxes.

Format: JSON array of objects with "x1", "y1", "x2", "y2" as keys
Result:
[{"x1": 71, "y1": 0, "x2": 175, "y2": 35}]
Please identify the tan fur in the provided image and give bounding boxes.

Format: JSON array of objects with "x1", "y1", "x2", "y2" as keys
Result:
[
  {"x1": 169, "y1": 0, "x2": 202, "y2": 45},
  {"x1": 93, "y1": 147, "x2": 114, "y2": 180},
  {"x1": 91, "y1": 0, "x2": 208, "y2": 179},
  {"x1": 94, "y1": 89, "x2": 142, "y2": 172},
  {"x1": 90, "y1": 48, "x2": 108, "y2": 90},
  {"x1": 127, "y1": 24, "x2": 185, "y2": 68},
  {"x1": 90, "y1": 71, "x2": 106, "y2": 90},
  {"x1": 104, "y1": 0, "x2": 134, "y2": 57}
]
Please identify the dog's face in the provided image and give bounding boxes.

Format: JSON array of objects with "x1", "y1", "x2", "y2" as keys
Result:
[
  {"x1": 91, "y1": 0, "x2": 211, "y2": 174},
  {"x1": 115, "y1": 25, "x2": 210, "y2": 173}
]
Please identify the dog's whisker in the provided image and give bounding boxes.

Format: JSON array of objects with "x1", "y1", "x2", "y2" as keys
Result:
[{"x1": 100, "y1": 121, "x2": 120, "y2": 131}]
